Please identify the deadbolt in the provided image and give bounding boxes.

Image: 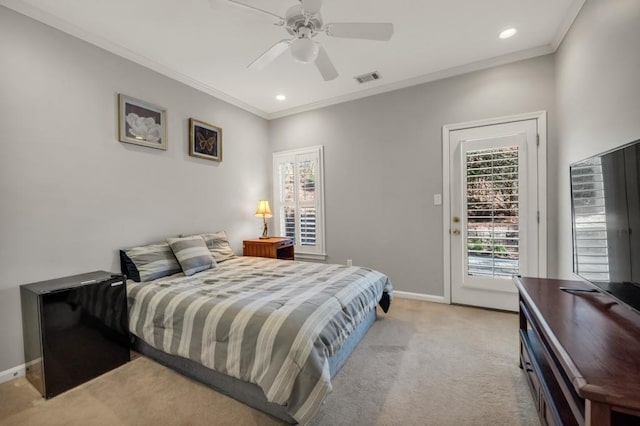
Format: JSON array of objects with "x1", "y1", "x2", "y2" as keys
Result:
[{"x1": 453, "y1": 216, "x2": 460, "y2": 223}]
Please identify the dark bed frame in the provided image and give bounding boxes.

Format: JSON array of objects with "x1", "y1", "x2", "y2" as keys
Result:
[{"x1": 132, "y1": 307, "x2": 378, "y2": 424}]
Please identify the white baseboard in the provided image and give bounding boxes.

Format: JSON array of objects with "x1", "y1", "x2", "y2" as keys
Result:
[
  {"x1": 394, "y1": 291, "x2": 449, "y2": 304},
  {"x1": 0, "y1": 364, "x2": 25, "y2": 384}
]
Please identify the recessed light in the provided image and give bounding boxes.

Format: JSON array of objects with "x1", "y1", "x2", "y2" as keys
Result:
[
  {"x1": 499, "y1": 28, "x2": 517, "y2": 39},
  {"x1": 276, "y1": 94, "x2": 286, "y2": 101}
]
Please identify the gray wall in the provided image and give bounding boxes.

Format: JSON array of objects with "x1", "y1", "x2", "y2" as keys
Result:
[
  {"x1": 0, "y1": 8, "x2": 269, "y2": 372},
  {"x1": 269, "y1": 54, "x2": 557, "y2": 296},
  {"x1": 554, "y1": 0, "x2": 640, "y2": 279},
  {"x1": 7, "y1": 0, "x2": 635, "y2": 374}
]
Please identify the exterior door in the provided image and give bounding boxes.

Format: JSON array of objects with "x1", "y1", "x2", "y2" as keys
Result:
[{"x1": 449, "y1": 119, "x2": 540, "y2": 311}]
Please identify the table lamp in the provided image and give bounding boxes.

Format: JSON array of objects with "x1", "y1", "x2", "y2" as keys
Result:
[{"x1": 254, "y1": 200, "x2": 272, "y2": 239}]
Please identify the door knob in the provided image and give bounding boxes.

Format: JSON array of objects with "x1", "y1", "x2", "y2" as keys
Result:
[{"x1": 452, "y1": 229, "x2": 461, "y2": 236}]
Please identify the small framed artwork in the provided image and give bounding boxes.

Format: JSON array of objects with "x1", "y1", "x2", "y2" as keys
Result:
[
  {"x1": 118, "y1": 94, "x2": 167, "y2": 150},
  {"x1": 189, "y1": 118, "x2": 222, "y2": 162}
]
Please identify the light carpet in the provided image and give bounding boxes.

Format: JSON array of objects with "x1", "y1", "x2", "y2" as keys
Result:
[{"x1": 0, "y1": 298, "x2": 538, "y2": 426}]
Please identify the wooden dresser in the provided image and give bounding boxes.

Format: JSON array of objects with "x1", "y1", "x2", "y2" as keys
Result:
[
  {"x1": 243, "y1": 237, "x2": 294, "y2": 260},
  {"x1": 514, "y1": 276, "x2": 640, "y2": 426}
]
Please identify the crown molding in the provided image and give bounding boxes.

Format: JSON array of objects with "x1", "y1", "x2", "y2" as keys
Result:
[
  {"x1": 551, "y1": 0, "x2": 586, "y2": 51},
  {"x1": 3, "y1": 0, "x2": 583, "y2": 121},
  {"x1": 267, "y1": 44, "x2": 555, "y2": 119},
  {"x1": 0, "y1": 0, "x2": 270, "y2": 119}
]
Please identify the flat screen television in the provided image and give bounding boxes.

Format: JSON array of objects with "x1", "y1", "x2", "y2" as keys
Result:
[{"x1": 570, "y1": 138, "x2": 640, "y2": 313}]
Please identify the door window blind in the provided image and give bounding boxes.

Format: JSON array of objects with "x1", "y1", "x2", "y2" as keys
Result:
[{"x1": 466, "y1": 146, "x2": 520, "y2": 277}]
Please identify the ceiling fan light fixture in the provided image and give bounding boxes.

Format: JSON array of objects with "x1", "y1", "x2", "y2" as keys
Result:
[
  {"x1": 236, "y1": 0, "x2": 393, "y2": 81},
  {"x1": 290, "y1": 37, "x2": 319, "y2": 64}
]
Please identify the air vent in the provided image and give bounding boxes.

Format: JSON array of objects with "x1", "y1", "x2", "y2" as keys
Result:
[{"x1": 354, "y1": 71, "x2": 381, "y2": 84}]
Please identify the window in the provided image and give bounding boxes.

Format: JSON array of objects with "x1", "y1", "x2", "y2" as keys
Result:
[
  {"x1": 465, "y1": 146, "x2": 520, "y2": 278},
  {"x1": 273, "y1": 146, "x2": 326, "y2": 260}
]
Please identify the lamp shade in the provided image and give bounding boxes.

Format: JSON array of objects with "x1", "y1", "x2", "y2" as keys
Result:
[
  {"x1": 290, "y1": 37, "x2": 320, "y2": 64},
  {"x1": 254, "y1": 200, "x2": 273, "y2": 218}
]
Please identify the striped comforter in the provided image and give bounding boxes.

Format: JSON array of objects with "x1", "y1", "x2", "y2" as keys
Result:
[{"x1": 127, "y1": 257, "x2": 392, "y2": 424}]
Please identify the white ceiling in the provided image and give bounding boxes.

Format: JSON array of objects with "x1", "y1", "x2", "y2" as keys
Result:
[{"x1": 2, "y1": 0, "x2": 583, "y2": 119}]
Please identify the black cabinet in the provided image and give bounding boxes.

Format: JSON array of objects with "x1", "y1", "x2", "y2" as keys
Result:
[{"x1": 20, "y1": 271, "x2": 130, "y2": 398}]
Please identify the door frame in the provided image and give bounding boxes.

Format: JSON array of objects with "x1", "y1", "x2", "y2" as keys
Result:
[{"x1": 442, "y1": 111, "x2": 547, "y2": 304}]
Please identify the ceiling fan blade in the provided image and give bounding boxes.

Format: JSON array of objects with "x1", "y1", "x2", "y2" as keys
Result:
[
  {"x1": 248, "y1": 40, "x2": 291, "y2": 70},
  {"x1": 325, "y1": 23, "x2": 394, "y2": 41},
  {"x1": 301, "y1": 0, "x2": 323, "y2": 16},
  {"x1": 315, "y1": 46, "x2": 338, "y2": 81},
  {"x1": 227, "y1": 0, "x2": 285, "y2": 22}
]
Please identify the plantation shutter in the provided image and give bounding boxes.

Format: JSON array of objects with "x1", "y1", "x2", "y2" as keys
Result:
[
  {"x1": 273, "y1": 146, "x2": 325, "y2": 258},
  {"x1": 297, "y1": 152, "x2": 317, "y2": 246},
  {"x1": 278, "y1": 160, "x2": 296, "y2": 241}
]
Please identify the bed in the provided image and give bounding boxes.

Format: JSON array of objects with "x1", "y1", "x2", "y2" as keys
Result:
[{"x1": 121, "y1": 234, "x2": 392, "y2": 425}]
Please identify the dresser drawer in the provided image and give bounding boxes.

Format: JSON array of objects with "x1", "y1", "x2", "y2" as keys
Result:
[{"x1": 520, "y1": 336, "x2": 541, "y2": 409}]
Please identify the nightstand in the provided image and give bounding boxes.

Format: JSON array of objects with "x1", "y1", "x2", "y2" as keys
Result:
[
  {"x1": 20, "y1": 271, "x2": 130, "y2": 398},
  {"x1": 243, "y1": 237, "x2": 294, "y2": 260}
]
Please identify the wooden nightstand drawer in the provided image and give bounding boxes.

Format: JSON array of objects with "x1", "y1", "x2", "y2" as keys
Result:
[{"x1": 276, "y1": 239, "x2": 293, "y2": 248}]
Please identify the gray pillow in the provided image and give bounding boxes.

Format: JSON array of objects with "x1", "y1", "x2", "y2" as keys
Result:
[
  {"x1": 121, "y1": 243, "x2": 181, "y2": 282},
  {"x1": 167, "y1": 236, "x2": 216, "y2": 276},
  {"x1": 200, "y1": 231, "x2": 235, "y2": 263}
]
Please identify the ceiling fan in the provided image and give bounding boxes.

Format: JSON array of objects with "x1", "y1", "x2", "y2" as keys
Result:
[{"x1": 225, "y1": 0, "x2": 394, "y2": 81}]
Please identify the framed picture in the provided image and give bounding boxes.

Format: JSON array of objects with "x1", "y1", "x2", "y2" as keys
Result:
[
  {"x1": 118, "y1": 94, "x2": 167, "y2": 150},
  {"x1": 189, "y1": 118, "x2": 222, "y2": 162}
]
